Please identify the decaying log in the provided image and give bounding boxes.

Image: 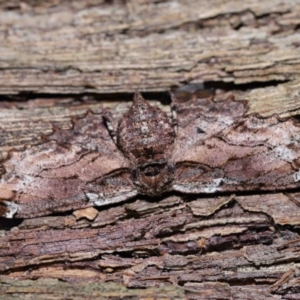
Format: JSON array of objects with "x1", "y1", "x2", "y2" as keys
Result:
[
  {"x1": 1, "y1": 1, "x2": 300, "y2": 299},
  {"x1": 1, "y1": 84, "x2": 300, "y2": 299}
]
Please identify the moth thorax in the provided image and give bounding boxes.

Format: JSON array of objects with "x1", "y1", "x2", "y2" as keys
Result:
[{"x1": 117, "y1": 94, "x2": 175, "y2": 164}]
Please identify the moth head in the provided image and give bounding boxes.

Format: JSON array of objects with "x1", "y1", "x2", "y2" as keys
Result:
[{"x1": 132, "y1": 162, "x2": 174, "y2": 196}]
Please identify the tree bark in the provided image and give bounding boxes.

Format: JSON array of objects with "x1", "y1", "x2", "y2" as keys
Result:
[{"x1": 1, "y1": 1, "x2": 300, "y2": 299}]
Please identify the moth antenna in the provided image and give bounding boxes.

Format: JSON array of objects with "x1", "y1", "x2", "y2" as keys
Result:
[
  {"x1": 103, "y1": 113, "x2": 117, "y2": 144},
  {"x1": 170, "y1": 92, "x2": 178, "y2": 135}
]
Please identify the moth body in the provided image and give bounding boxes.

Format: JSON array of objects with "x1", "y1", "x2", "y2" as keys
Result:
[{"x1": 116, "y1": 92, "x2": 175, "y2": 196}]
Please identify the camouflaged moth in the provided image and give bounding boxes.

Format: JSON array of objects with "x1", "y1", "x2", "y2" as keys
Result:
[{"x1": 1, "y1": 92, "x2": 300, "y2": 218}]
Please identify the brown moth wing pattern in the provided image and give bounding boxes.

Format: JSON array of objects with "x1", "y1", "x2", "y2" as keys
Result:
[
  {"x1": 0, "y1": 112, "x2": 136, "y2": 218},
  {"x1": 2, "y1": 92, "x2": 300, "y2": 219},
  {"x1": 172, "y1": 97, "x2": 300, "y2": 193}
]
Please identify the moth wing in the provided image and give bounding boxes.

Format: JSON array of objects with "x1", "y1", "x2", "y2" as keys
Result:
[
  {"x1": 0, "y1": 112, "x2": 137, "y2": 218},
  {"x1": 172, "y1": 97, "x2": 300, "y2": 193}
]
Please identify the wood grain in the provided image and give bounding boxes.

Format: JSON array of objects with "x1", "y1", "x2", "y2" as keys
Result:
[
  {"x1": 0, "y1": 0, "x2": 299, "y2": 94},
  {"x1": 1, "y1": 0, "x2": 300, "y2": 299}
]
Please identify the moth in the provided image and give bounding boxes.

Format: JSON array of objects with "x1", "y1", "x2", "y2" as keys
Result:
[{"x1": 1, "y1": 92, "x2": 300, "y2": 218}]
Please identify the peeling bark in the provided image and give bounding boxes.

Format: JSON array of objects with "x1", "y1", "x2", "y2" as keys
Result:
[{"x1": 1, "y1": 1, "x2": 300, "y2": 299}]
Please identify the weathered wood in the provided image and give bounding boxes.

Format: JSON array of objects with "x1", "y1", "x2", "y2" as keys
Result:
[
  {"x1": 1, "y1": 85, "x2": 300, "y2": 298},
  {"x1": 1, "y1": 192, "x2": 300, "y2": 298},
  {"x1": 0, "y1": 0, "x2": 299, "y2": 94},
  {"x1": 0, "y1": 277, "x2": 186, "y2": 300},
  {"x1": 1, "y1": 1, "x2": 300, "y2": 299}
]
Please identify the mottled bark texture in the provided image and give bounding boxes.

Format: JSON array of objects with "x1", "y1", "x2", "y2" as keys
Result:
[{"x1": 1, "y1": 0, "x2": 300, "y2": 299}]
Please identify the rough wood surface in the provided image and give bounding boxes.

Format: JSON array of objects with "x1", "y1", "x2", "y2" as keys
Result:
[
  {"x1": 1, "y1": 85, "x2": 300, "y2": 299},
  {"x1": 1, "y1": 0, "x2": 300, "y2": 299},
  {"x1": 0, "y1": 0, "x2": 300, "y2": 94},
  {"x1": 0, "y1": 277, "x2": 186, "y2": 300}
]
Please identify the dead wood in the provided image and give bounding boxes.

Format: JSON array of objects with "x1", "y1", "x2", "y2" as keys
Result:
[
  {"x1": 0, "y1": 0, "x2": 299, "y2": 94},
  {"x1": 1, "y1": 1, "x2": 300, "y2": 299}
]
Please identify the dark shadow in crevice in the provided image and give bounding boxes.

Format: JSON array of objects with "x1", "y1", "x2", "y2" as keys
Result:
[
  {"x1": 0, "y1": 217, "x2": 23, "y2": 230},
  {"x1": 0, "y1": 91, "x2": 171, "y2": 106},
  {"x1": 0, "y1": 79, "x2": 290, "y2": 107},
  {"x1": 202, "y1": 79, "x2": 289, "y2": 92}
]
